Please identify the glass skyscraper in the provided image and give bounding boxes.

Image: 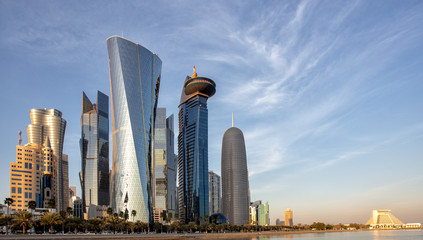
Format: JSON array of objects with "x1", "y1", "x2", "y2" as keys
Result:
[
  {"x1": 80, "y1": 91, "x2": 109, "y2": 213},
  {"x1": 178, "y1": 68, "x2": 216, "y2": 224},
  {"x1": 153, "y1": 108, "x2": 177, "y2": 222},
  {"x1": 107, "y1": 36, "x2": 161, "y2": 222}
]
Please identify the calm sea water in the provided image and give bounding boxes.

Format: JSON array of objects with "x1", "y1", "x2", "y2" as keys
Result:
[{"x1": 232, "y1": 230, "x2": 423, "y2": 240}]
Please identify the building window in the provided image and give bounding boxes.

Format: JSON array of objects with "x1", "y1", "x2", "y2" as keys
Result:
[
  {"x1": 11, "y1": 187, "x2": 16, "y2": 193},
  {"x1": 18, "y1": 188, "x2": 22, "y2": 194}
]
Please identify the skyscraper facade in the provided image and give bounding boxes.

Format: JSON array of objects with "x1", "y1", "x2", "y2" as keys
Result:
[
  {"x1": 80, "y1": 91, "x2": 110, "y2": 213},
  {"x1": 178, "y1": 68, "x2": 216, "y2": 224},
  {"x1": 258, "y1": 201, "x2": 270, "y2": 226},
  {"x1": 284, "y1": 208, "x2": 293, "y2": 226},
  {"x1": 153, "y1": 108, "x2": 176, "y2": 222},
  {"x1": 107, "y1": 36, "x2": 161, "y2": 222},
  {"x1": 208, "y1": 171, "x2": 221, "y2": 216},
  {"x1": 10, "y1": 141, "x2": 45, "y2": 211},
  {"x1": 27, "y1": 108, "x2": 67, "y2": 211},
  {"x1": 221, "y1": 119, "x2": 250, "y2": 225}
]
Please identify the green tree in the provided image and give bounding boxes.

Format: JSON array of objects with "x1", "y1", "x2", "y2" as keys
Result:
[
  {"x1": 13, "y1": 211, "x2": 32, "y2": 234},
  {"x1": 119, "y1": 211, "x2": 124, "y2": 219},
  {"x1": 106, "y1": 215, "x2": 120, "y2": 234},
  {"x1": 188, "y1": 221, "x2": 196, "y2": 233},
  {"x1": 107, "y1": 207, "x2": 113, "y2": 217},
  {"x1": 170, "y1": 221, "x2": 180, "y2": 233},
  {"x1": 66, "y1": 207, "x2": 73, "y2": 218},
  {"x1": 4, "y1": 198, "x2": 14, "y2": 215},
  {"x1": 47, "y1": 199, "x2": 55, "y2": 209},
  {"x1": 131, "y1": 209, "x2": 137, "y2": 222},
  {"x1": 28, "y1": 200, "x2": 37, "y2": 213},
  {"x1": 41, "y1": 212, "x2": 62, "y2": 233},
  {"x1": 3, "y1": 197, "x2": 14, "y2": 235},
  {"x1": 311, "y1": 222, "x2": 326, "y2": 230},
  {"x1": 0, "y1": 215, "x2": 13, "y2": 235}
]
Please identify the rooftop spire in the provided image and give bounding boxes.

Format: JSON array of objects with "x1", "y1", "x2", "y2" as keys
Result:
[
  {"x1": 232, "y1": 112, "x2": 234, "y2": 127},
  {"x1": 191, "y1": 65, "x2": 197, "y2": 78},
  {"x1": 18, "y1": 130, "x2": 22, "y2": 146}
]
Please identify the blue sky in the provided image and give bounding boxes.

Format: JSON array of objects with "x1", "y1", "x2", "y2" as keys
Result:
[{"x1": 1, "y1": 0, "x2": 422, "y2": 224}]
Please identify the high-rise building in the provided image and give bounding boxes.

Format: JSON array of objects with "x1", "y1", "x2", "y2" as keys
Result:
[
  {"x1": 208, "y1": 171, "x2": 221, "y2": 216},
  {"x1": 10, "y1": 140, "x2": 45, "y2": 211},
  {"x1": 221, "y1": 115, "x2": 250, "y2": 225},
  {"x1": 153, "y1": 108, "x2": 176, "y2": 222},
  {"x1": 107, "y1": 36, "x2": 161, "y2": 222},
  {"x1": 258, "y1": 201, "x2": 270, "y2": 226},
  {"x1": 366, "y1": 210, "x2": 404, "y2": 229},
  {"x1": 284, "y1": 208, "x2": 293, "y2": 226},
  {"x1": 178, "y1": 67, "x2": 216, "y2": 224},
  {"x1": 27, "y1": 108, "x2": 67, "y2": 211},
  {"x1": 80, "y1": 91, "x2": 110, "y2": 213},
  {"x1": 249, "y1": 200, "x2": 261, "y2": 225}
]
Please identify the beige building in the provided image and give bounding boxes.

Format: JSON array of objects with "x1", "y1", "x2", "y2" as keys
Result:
[
  {"x1": 366, "y1": 210, "x2": 404, "y2": 229},
  {"x1": 284, "y1": 208, "x2": 293, "y2": 226},
  {"x1": 10, "y1": 141, "x2": 46, "y2": 211}
]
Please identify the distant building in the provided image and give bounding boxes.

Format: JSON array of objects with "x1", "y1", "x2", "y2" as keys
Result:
[
  {"x1": 366, "y1": 210, "x2": 404, "y2": 229},
  {"x1": 285, "y1": 208, "x2": 293, "y2": 226},
  {"x1": 276, "y1": 218, "x2": 285, "y2": 225},
  {"x1": 258, "y1": 201, "x2": 270, "y2": 226},
  {"x1": 80, "y1": 91, "x2": 110, "y2": 214},
  {"x1": 208, "y1": 171, "x2": 221, "y2": 216},
  {"x1": 249, "y1": 200, "x2": 261, "y2": 225},
  {"x1": 72, "y1": 196, "x2": 83, "y2": 219},
  {"x1": 69, "y1": 186, "x2": 76, "y2": 207},
  {"x1": 221, "y1": 114, "x2": 250, "y2": 226},
  {"x1": 153, "y1": 108, "x2": 176, "y2": 222},
  {"x1": 10, "y1": 142, "x2": 44, "y2": 211}
]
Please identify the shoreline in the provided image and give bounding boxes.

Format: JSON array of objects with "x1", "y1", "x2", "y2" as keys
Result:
[{"x1": 0, "y1": 229, "x2": 421, "y2": 240}]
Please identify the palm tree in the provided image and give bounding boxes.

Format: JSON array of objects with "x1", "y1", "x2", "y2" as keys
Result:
[
  {"x1": 107, "y1": 207, "x2": 113, "y2": 217},
  {"x1": 13, "y1": 211, "x2": 32, "y2": 234},
  {"x1": 28, "y1": 200, "x2": 37, "y2": 213},
  {"x1": 107, "y1": 215, "x2": 120, "y2": 234},
  {"x1": 131, "y1": 210, "x2": 136, "y2": 222},
  {"x1": 66, "y1": 207, "x2": 73, "y2": 218},
  {"x1": 3, "y1": 198, "x2": 14, "y2": 235},
  {"x1": 47, "y1": 198, "x2": 55, "y2": 209},
  {"x1": 41, "y1": 212, "x2": 62, "y2": 233},
  {"x1": 4, "y1": 198, "x2": 14, "y2": 215}
]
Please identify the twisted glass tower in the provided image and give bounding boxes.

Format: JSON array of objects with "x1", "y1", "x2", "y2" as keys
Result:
[
  {"x1": 80, "y1": 91, "x2": 109, "y2": 213},
  {"x1": 221, "y1": 118, "x2": 250, "y2": 225},
  {"x1": 107, "y1": 36, "x2": 161, "y2": 222},
  {"x1": 178, "y1": 68, "x2": 216, "y2": 224}
]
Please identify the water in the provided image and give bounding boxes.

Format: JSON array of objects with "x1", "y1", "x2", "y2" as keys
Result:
[{"x1": 232, "y1": 230, "x2": 423, "y2": 240}]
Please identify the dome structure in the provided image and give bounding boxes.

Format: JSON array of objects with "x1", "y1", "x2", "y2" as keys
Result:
[{"x1": 209, "y1": 213, "x2": 228, "y2": 224}]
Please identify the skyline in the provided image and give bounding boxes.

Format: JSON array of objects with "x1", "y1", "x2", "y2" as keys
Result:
[{"x1": 1, "y1": 0, "x2": 422, "y2": 224}]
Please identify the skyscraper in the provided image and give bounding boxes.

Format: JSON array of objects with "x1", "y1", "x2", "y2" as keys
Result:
[
  {"x1": 107, "y1": 36, "x2": 161, "y2": 222},
  {"x1": 258, "y1": 201, "x2": 270, "y2": 226},
  {"x1": 153, "y1": 108, "x2": 176, "y2": 222},
  {"x1": 10, "y1": 134, "x2": 45, "y2": 211},
  {"x1": 221, "y1": 115, "x2": 250, "y2": 225},
  {"x1": 284, "y1": 208, "x2": 293, "y2": 226},
  {"x1": 80, "y1": 91, "x2": 110, "y2": 213},
  {"x1": 208, "y1": 171, "x2": 221, "y2": 216},
  {"x1": 178, "y1": 67, "x2": 216, "y2": 224},
  {"x1": 27, "y1": 108, "x2": 67, "y2": 211}
]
